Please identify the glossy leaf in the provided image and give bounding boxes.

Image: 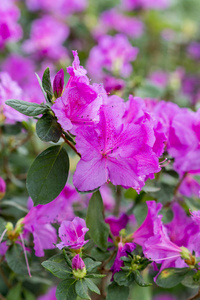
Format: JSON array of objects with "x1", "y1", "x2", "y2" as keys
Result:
[
  {"x1": 106, "y1": 282, "x2": 129, "y2": 300},
  {"x1": 86, "y1": 191, "x2": 109, "y2": 251},
  {"x1": 42, "y1": 260, "x2": 72, "y2": 279},
  {"x1": 26, "y1": 145, "x2": 69, "y2": 205},
  {"x1": 75, "y1": 279, "x2": 90, "y2": 300},
  {"x1": 56, "y1": 278, "x2": 77, "y2": 300},
  {"x1": 5, "y1": 243, "x2": 30, "y2": 275},
  {"x1": 42, "y1": 67, "x2": 53, "y2": 102},
  {"x1": 156, "y1": 267, "x2": 194, "y2": 288},
  {"x1": 36, "y1": 114, "x2": 62, "y2": 143}
]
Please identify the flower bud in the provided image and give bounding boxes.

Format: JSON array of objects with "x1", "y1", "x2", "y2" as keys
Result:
[
  {"x1": 53, "y1": 69, "x2": 64, "y2": 99},
  {"x1": 0, "y1": 177, "x2": 6, "y2": 200},
  {"x1": 72, "y1": 254, "x2": 86, "y2": 279}
]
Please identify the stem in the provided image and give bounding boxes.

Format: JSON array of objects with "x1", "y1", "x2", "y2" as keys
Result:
[
  {"x1": 61, "y1": 133, "x2": 81, "y2": 157},
  {"x1": 0, "y1": 266, "x2": 11, "y2": 288},
  {"x1": 174, "y1": 172, "x2": 187, "y2": 196},
  {"x1": 9, "y1": 134, "x2": 31, "y2": 152},
  {"x1": 113, "y1": 186, "x2": 121, "y2": 216},
  {"x1": 0, "y1": 294, "x2": 6, "y2": 300},
  {"x1": 20, "y1": 234, "x2": 32, "y2": 277}
]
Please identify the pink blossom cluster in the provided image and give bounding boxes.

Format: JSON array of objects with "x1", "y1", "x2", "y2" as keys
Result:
[{"x1": 0, "y1": 0, "x2": 22, "y2": 49}]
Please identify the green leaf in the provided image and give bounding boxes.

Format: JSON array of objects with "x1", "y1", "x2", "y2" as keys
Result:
[
  {"x1": 42, "y1": 260, "x2": 72, "y2": 279},
  {"x1": 56, "y1": 278, "x2": 77, "y2": 300},
  {"x1": 85, "y1": 278, "x2": 100, "y2": 295},
  {"x1": 181, "y1": 274, "x2": 200, "y2": 288},
  {"x1": 23, "y1": 289, "x2": 36, "y2": 300},
  {"x1": 106, "y1": 282, "x2": 129, "y2": 300},
  {"x1": 26, "y1": 145, "x2": 69, "y2": 205},
  {"x1": 63, "y1": 249, "x2": 72, "y2": 268},
  {"x1": 75, "y1": 279, "x2": 90, "y2": 300},
  {"x1": 7, "y1": 283, "x2": 22, "y2": 300},
  {"x1": 136, "y1": 81, "x2": 163, "y2": 99},
  {"x1": 84, "y1": 258, "x2": 101, "y2": 272},
  {"x1": 36, "y1": 114, "x2": 62, "y2": 143},
  {"x1": 35, "y1": 73, "x2": 48, "y2": 102},
  {"x1": 114, "y1": 271, "x2": 135, "y2": 287},
  {"x1": 156, "y1": 267, "x2": 194, "y2": 288},
  {"x1": 86, "y1": 191, "x2": 109, "y2": 251},
  {"x1": 42, "y1": 67, "x2": 53, "y2": 102},
  {"x1": 134, "y1": 270, "x2": 152, "y2": 287},
  {"x1": 5, "y1": 243, "x2": 30, "y2": 275},
  {"x1": 5, "y1": 99, "x2": 48, "y2": 116},
  {"x1": 2, "y1": 123, "x2": 22, "y2": 135}
]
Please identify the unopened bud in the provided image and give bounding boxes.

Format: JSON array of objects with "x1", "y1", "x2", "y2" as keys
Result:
[
  {"x1": 72, "y1": 254, "x2": 86, "y2": 279},
  {"x1": 53, "y1": 69, "x2": 64, "y2": 99}
]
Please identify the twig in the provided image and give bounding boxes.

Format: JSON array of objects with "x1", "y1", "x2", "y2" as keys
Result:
[
  {"x1": 0, "y1": 294, "x2": 6, "y2": 300},
  {"x1": 0, "y1": 266, "x2": 11, "y2": 288},
  {"x1": 9, "y1": 134, "x2": 32, "y2": 152},
  {"x1": 173, "y1": 172, "x2": 187, "y2": 196},
  {"x1": 61, "y1": 133, "x2": 81, "y2": 157}
]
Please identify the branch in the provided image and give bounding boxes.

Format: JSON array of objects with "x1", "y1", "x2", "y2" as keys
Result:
[
  {"x1": 61, "y1": 133, "x2": 81, "y2": 157},
  {"x1": 188, "y1": 289, "x2": 200, "y2": 300}
]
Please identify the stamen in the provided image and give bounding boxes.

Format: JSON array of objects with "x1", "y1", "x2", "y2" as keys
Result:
[
  {"x1": 0, "y1": 228, "x2": 7, "y2": 244},
  {"x1": 159, "y1": 159, "x2": 171, "y2": 168},
  {"x1": 20, "y1": 233, "x2": 32, "y2": 277}
]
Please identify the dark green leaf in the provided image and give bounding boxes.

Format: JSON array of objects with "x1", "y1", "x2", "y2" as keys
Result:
[
  {"x1": 75, "y1": 279, "x2": 90, "y2": 300},
  {"x1": 2, "y1": 123, "x2": 22, "y2": 135},
  {"x1": 106, "y1": 282, "x2": 129, "y2": 300},
  {"x1": 181, "y1": 274, "x2": 200, "y2": 288},
  {"x1": 42, "y1": 67, "x2": 53, "y2": 102},
  {"x1": 86, "y1": 191, "x2": 109, "y2": 251},
  {"x1": 36, "y1": 114, "x2": 62, "y2": 143},
  {"x1": 5, "y1": 243, "x2": 30, "y2": 275},
  {"x1": 134, "y1": 270, "x2": 152, "y2": 287},
  {"x1": 156, "y1": 267, "x2": 194, "y2": 288},
  {"x1": 84, "y1": 258, "x2": 101, "y2": 272},
  {"x1": 56, "y1": 278, "x2": 77, "y2": 300},
  {"x1": 7, "y1": 283, "x2": 22, "y2": 300},
  {"x1": 42, "y1": 260, "x2": 72, "y2": 279},
  {"x1": 23, "y1": 289, "x2": 36, "y2": 300},
  {"x1": 85, "y1": 278, "x2": 100, "y2": 294},
  {"x1": 26, "y1": 145, "x2": 69, "y2": 205},
  {"x1": 5, "y1": 99, "x2": 48, "y2": 116},
  {"x1": 63, "y1": 249, "x2": 72, "y2": 268},
  {"x1": 114, "y1": 271, "x2": 134, "y2": 287}
]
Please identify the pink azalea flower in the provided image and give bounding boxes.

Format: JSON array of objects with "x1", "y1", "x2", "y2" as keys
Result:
[
  {"x1": 187, "y1": 42, "x2": 200, "y2": 60},
  {"x1": 22, "y1": 15, "x2": 69, "y2": 60},
  {"x1": 87, "y1": 34, "x2": 139, "y2": 85},
  {"x1": 105, "y1": 213, "x2": 129, "y2": 236},
  {"x1": 52, "y1": 51, "x2": 100, "y2": 134},
  {"x1": 38, "y1": 287, "x2": 57, "y2": 300},
  {"x1": 23, "y1": 210, "x2": 57, "y2": 257},
  {"x1": 121, "y1": 0, "x2": 169, "y2": 10},
  {"x1": 111, "y1": 242, "x2": 136, "y2": 277},
  {"x1": 179, "y1": 174, "x2": 200, "y2": 198},
  {"x1": 73, "y1": 100, "x2": 161, "y2": 192},
  {"x1": 25, "y1": 0, "x2": 87, "y2": 16},
  {"x1": 93, "y1": 9, "x2": 144, "y2": 40},
  {"x1": 0, "y1": 72, "x2": 28, "y2": 123},
  {"x1": 56, "y1": 217, "x2": 89, "y2": 250},
  {"x1": 133, "y1": 201, "x2": 163, "y2": 247},
  {"x1": 0, "y1": 0, "x2": 22, "y2": 49}
]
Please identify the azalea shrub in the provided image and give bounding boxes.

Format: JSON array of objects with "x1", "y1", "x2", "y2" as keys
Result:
[{"x1": 1, "y1": 0, "x2": 200, "y2": 299}]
